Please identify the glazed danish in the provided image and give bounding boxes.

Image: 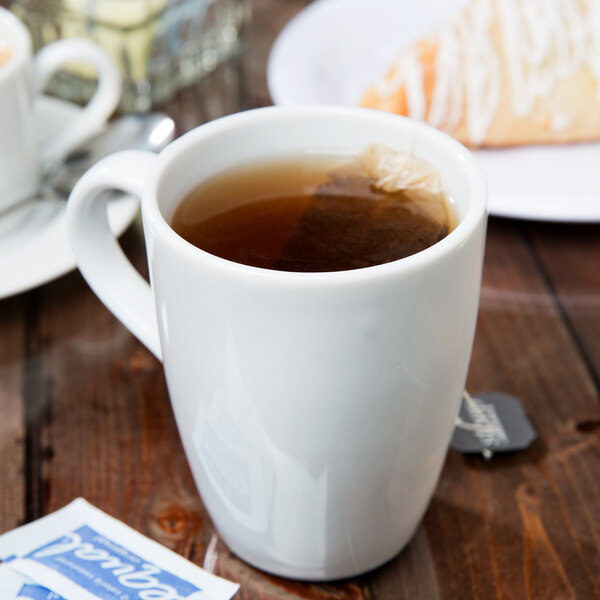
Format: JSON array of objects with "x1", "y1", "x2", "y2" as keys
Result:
[{"x1": 361, "y1": 0, "x2": 600, "y2": 147}]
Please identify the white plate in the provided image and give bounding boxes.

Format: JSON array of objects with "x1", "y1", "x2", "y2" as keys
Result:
[
  {"x1": 0, "y1": 96, "x2": 139, "y2": 299},
  {"x1": 267, "y1": 0, "x2": 600, "y2": 223}
]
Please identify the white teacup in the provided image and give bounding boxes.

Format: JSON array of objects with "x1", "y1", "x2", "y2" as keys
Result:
[
  {"x1": 67, "y1": 106, "x2": 487, "y2": 581},
  {"x1": 0, "y1": 7, "x2": 121, "y2": 210}
]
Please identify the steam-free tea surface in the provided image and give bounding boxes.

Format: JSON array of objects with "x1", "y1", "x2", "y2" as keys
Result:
[{"x1": 171, "y1": 155, "x2": 455, "y2": 272}]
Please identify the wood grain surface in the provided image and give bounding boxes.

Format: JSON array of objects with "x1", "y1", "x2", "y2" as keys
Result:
[{"x1": 1, "y1": 1, "x2": 599, "y2": 598}]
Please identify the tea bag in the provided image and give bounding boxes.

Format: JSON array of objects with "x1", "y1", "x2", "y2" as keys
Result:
[
  {"x1": 360, "y1": 143, "x2": 445, "y2": 195},
  {"x1": 275, "y1": 144, "x2": 450, "y2": 272}
]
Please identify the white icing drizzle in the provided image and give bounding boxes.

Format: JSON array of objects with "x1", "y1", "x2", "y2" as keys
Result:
[
  {"x1": 496, "y1": 0, "x2": 588, "y2": 117},
  {"x1": 585, "y1": 0, "x2": 600, "y2": 97},
  {"x1": 375, "y1": 46, "x2": 427, "y2": 120},
  {"x1": 463, "y1": 0, "x2": 501, "y2": 144},
  {"x1": 374, "y1": 0, "x2": 600, "y2": 144},
  {"x1": 428, "y1": 24, "x2": 463, "y2": 132},
  {"x1": 551, "y1": 112, "x2": 572, "y2": 130}
]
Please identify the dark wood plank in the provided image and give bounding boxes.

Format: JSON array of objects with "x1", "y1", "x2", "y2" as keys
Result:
[
  {"x1": 243, "y1": 0, "x2": 310, "y2": 107},
  {"x1": 475, "y1": 220, "x2": 599, "y2": 430},
  {"x1": 215, "y1": 548, "x2": 367, "y2": 600},
  {"x1": 0, "y1": 294, "x2": 26, "y2": 531},
  {"x1": 526, "y1": 222, "x2": 600, "y2": 387}
]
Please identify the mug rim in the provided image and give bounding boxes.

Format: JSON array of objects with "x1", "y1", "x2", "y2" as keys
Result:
[
  {"x1": 0, "y1": 7, "x2": 31, "y2": 83},
  {"x1": 144, "y1": 105, "x2": 488, "y2": 282}
]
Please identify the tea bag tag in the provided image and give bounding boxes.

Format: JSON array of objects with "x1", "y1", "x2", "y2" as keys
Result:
[{"x1": 451, "y1": 391, "x2": 537, "y2": 459}]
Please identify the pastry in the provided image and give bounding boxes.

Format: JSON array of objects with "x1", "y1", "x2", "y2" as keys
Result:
[{"x1": 361, "y1": 0, "x2": 600, "y2": 147}]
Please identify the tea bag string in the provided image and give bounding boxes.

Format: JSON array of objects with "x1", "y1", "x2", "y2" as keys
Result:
[
  {"x1": 455, "y1": 390, "x2": 503, "y2": 434},
  {"x1": 454, "y1": 390, "x2": 505, "y2": 460}
]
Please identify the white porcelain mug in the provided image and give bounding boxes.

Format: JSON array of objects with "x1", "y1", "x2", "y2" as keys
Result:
[
  {"x1": 0, "y1": 7, "x2": 121, "y2": 210},
  {"x1": 67, "y1": 106, "x2": 487, "y2": 581}
]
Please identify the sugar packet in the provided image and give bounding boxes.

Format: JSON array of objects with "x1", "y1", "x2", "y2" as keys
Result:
[
  {"x1": 0, "y1": 563, "x2": 66, "y2": 599},
  {"x1": 0, "y1": 498, "x2": 239, "y2": 600}
]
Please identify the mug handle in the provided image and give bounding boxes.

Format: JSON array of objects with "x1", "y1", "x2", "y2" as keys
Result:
[
  {"x1": 66, "y1": 150, "x2": 163, "y2": 361},
  {"x1": 33, "y1": 38, "x2": 121, "y2": 168}
]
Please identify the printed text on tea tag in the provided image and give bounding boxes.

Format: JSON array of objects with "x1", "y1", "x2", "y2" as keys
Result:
[{"x1": 451, "y1": 391, "x2": 537, "y2": 459}]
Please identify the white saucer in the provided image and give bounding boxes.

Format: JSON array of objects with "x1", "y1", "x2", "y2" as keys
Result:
[
  {"x1": 0, "y1": 96, "x2": 140, "y2": 300},
  {"x1": 268, "y1": 0, "x2": 600, "y2": 223}
]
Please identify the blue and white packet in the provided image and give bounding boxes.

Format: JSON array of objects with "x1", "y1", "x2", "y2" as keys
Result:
[
  {"x1": 0, "y1": 498, "x2": 239, "y2": 600},
  {"x1": 0, "y1": 563, "x2": 66, "y2": 599}
]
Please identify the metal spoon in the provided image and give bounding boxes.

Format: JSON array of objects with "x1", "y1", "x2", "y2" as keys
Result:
[
  {"x1": 54, "y1": 112, "x2": 175, "y2": 196},
  {"x1": 0, "y1": 112, "x2": 175, "y2": 219}
]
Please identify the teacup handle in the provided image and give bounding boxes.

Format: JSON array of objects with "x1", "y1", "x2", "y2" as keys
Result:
[
  {"x1": 67, "y1": 150, "x2": 162, "y2": 361},
  {"x1": 33, "y1": 38, "x2": 121, "y2": 168}
]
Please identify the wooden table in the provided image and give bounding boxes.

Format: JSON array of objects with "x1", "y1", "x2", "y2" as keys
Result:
[{"x1": 2, "y1": 1, "x2": 600, "y2": 598}]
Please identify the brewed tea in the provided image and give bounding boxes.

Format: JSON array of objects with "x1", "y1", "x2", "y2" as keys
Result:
[{"x1": 171, "y1": 152, "x2": 455, "y2": 272}]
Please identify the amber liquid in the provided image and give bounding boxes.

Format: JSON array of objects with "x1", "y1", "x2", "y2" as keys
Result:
[{"x1": 171, "y1": 156, "x2": 455, "y2": 272}]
